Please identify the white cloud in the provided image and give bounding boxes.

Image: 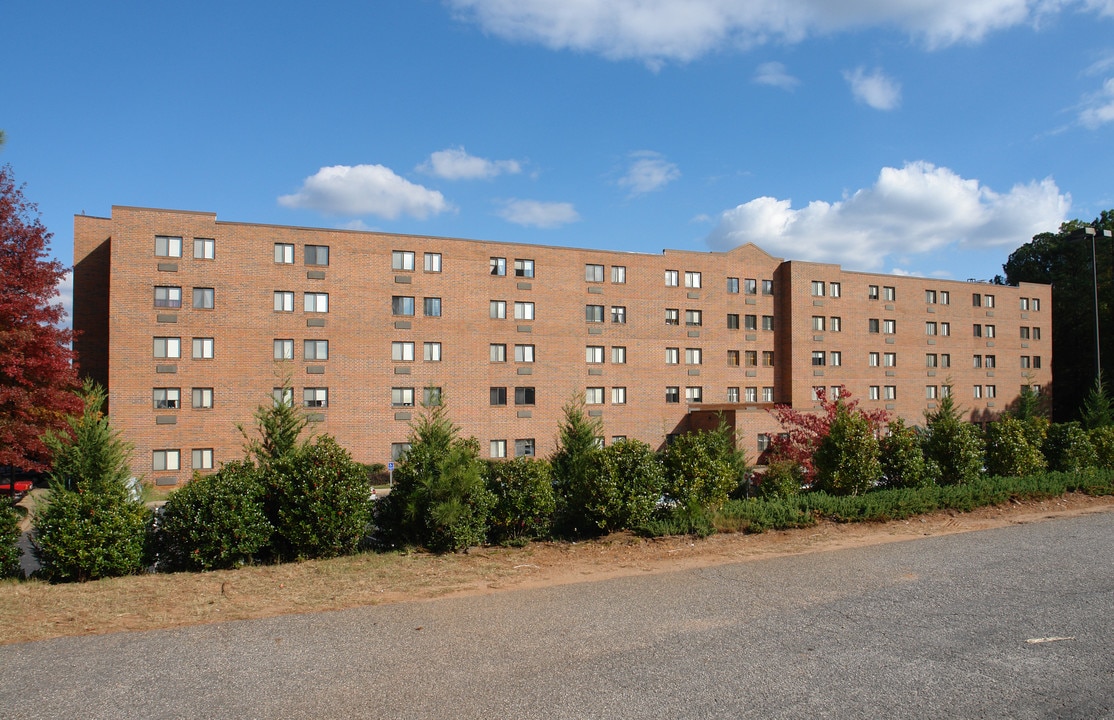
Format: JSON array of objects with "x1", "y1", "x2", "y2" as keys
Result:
[
  {"x1": 844, "y1": 67, "x2": 901, "y2": 110},
  {"x1": 618, "y1": 151, "x2": 680, "y2": 196},
  {"x1": 447, "y1": 0, "x2": 1075, "y2": 66},
  {"x1": 1079, "y1": 77, "x2": 1114, "y2": 128},
  {"x1": 418, "y1": 147, "x2": 522, "y2": 180},
  {"x1": 754, "y1": 61, "x2": 799, "y2": 90},
  {"x1": 706, "y1": 161, "x2": 1070, "y2": 271},
  {"x1": 278, "y1": 164, "x2": 450, "y2": 219},
  {"x1": 496, "y1": 199, "x2": 580, "y2": 228}
]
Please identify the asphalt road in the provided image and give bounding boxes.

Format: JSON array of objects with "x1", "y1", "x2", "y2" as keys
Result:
[{"x1": 2, "y1": 511, "x2": 1112, "y2": 719}]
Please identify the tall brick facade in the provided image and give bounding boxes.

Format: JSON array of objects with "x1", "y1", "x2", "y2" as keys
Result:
[{"x1": 73, "y1": 206, "x2": 1053, "y2": 486}]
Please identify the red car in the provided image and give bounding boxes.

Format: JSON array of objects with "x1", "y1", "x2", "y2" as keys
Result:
[{"x1": 0, "y1": 475, "x2": 35, "y2": 503}]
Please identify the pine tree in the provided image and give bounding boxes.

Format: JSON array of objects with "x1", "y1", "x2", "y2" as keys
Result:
[
  {"x1": 238, "y1": 378, "x2": 310, "y2": 465},
  {"x1": 1080, "y1": 371, "x2": 1113, "y2": 430}
]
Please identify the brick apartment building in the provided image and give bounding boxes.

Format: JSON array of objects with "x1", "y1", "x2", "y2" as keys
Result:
[{"x1": 73, "y1": 206, "x2": 1053, "y2": 486}]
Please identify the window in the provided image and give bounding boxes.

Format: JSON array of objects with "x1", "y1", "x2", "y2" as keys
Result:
[
  {"x1": 424, "y1": 252, "x2": 442, "y2": 272},
  {"x1": 515, "y1": 387, "x2": 536, "y2": 405},
  {"x1": 153, "y1": 388, "x2": 180, "y2": 409},
  {"x1": 1033, "y1": 356, "x2": 1042, "y2": 369},
  {"x1": 811, "y1": 351, "x2": 826, "y2": 367},
  {"x1": 586, "y1": 346, "x2": 604, "y2": 364},
  {"x1": 611, "y1": 266, "x2": 626, "y2": 283},
  {"x1": 154, "y1": 286, "x2": 182, "y2": 308},
  {"x1": 926, "y1": 386, "x2": 938, "y2": 400},
  {"x1": 941, "y1": 354, "x2": 951, "y2": 368},
  {"x1": 391, "y1": 443, "x2": 411, "y2": 461},
  {"x1": 392, "y1": 250, "x2": 415, "y2": 271},
  {"x1": 490, "y1": 300, "x2": 506, "y2": 319},
  {"x1": 973, "y1": 355, "x2": 983, "y2": 369},
  {"x1": 514, "y1": 439, "x2": 535, "y2": 458},
  {"x1": 490, "y1": 257, "x2": 507, "y2": 276},
  {"x1": 192, "y1": 287, "x2": 214, "y2": 310},
  {"x1": 884, "y1": 386, "x2": 896, "y2": 400},
  {"x1": 869, "y1": 386, "x2": 880, "y2": 400},
  {"x1": 762, "y1": 387, "x2": 774, "y2": 402},
  {"x1": 973, "y1": 325, "x2": 983, "y2": 338},
  {"x1": 884, "y1": 352, "x2": 896, "y2": 367},
  {"x1": 304, "y1": 340, "x2": 328, "y2": 361},
  {"x1": 192, "y1": 387, "x2": 213, "y2": 409},
  {"x1": 985, "y1": 325, "x2": 995, "y2": 338},
  {"x1": 941, "y1": 385, "x2": 952, "y2": 398},
  {"x1": 745, "y1": 350, "x2": 758, "y2": 367},
  {"x1": 611, "y1": 306, "x2": 626, "y2": 324},
  {"x1": 192, "y1": 449, "x2": 214, "y2": 470},
  {"x1": 829, "y1": 317, "x2": 841, "y2": 332},
  {"x1": 1021, "y1": 356, "x2": 1031, "y2": 369},
  {"x1": 490, "y1": 440, "x2": 507, "y2": 459},
  {"x1": 515, "y1": 302, "x2": 535, "y2": 321},
  {"x1": 423, "y1": 297, "x2": 442, "y2": 317},
  {"x1": 762, "y1": 351, "x2": 774, "y2": 367},
  {"x1": 392, "y1": 296, "x2": 415, "y2": 316},
  {"x1": 985, "y1": 355, "x2": 996, "y2": 368},
  {"x1": 305, "y1": 387, "x2": 329, "y2": 408},
  {"x1": 811, "y1": 387, "x2": 823, "y2": 402},
  {"x1": 514, "y1": 344, "x2": 535, "y2": 363},
  {"x1": 812, "y1": 316, "x2": 826, "y2": 332},
  {"x1": 391, "y1": 341, "x2": 414, "y2": 361},
  {"x1": 685, "y1": 348, "x2": 702, "y2": 365},
  {"x1": 727, "y1": 387, "x2": 740, "y2": 402},
  {"x1": 665, "y1": 347, "x2": 679, "y2": 364},
  {"x1": 514, "y1": 259, "x2": 534, "y2": 278},
  {"x1": 274, "y1": 243, "x2": 294, "y2": 264},
  {"x1": 926, "y1": 353, "x2": 938, "y2": 368},
  {"x1": 972, "y1": 293, "x2": 981, "y2": 307},
  {"x1": 490, "y1": 387, "x2": 507, "y2": 406},
  {"x1": 940, "y1": 291, "x2": 950, "y2": 305},
  {"x1": 611, "y1": 387, "x2": 627, "y2": 404},
  {"x1": 1018, "y1": 326, "x2": 1029, "y2": 340},
  {"x1": 665, "y1": 308, "x2": 679, "y2": 325},
  {"x1": 762, "y1": 315, "x2": 775, "y2": 331},
  {"x1": 585, "y1": 305, "x2": 604, "y2": 323},
  {"x1": 762, "y1": 279, "x2": 774, "y2": 295},
  {"x1": 728, "y1": 350, "x2": 740, "y2": 367},
  {"x1": 984, "y1": 294, "x2": 995, "y2": 308},
  {"x1": 744, "y1": 315, "x2": 757, "y2": 331},
  {"x1": 304, "y1": 245, "x2": 329, "y2": 266},
  {"x1": 391, "y1": 387, "x2": 414, "y2": 407},
  {"x1": 869, "y1": 352, "x2": 880, "y2": 367},
  {"x1": 685, "y1": 310, "x2": 702, "y2": 327},
  {"x1": 611, "y1": 346, "x2": 627, "y2": 364},
  {"x1": 727, "y1": 277, "x2": 740, "y2": 294},
  {"x1": 665, "y1": 270, "x2": 679, "y2": 286},
  {"x1": 941, "y1": 322, "x2": 951, "y2": 336},
  {"x1": 585, "y1": 387, "x2": 604, "y2": 405},
  {"x1": 274, "y1": 291, "x2": 295, "y2": 312},
  {"x1": 974, "y1": 385, "x2": 983, "y2": 399},
  {"x1": 1033, "y1": 298, "x2": 1041, "y2": 312},
  {"x1": 665, "y1": 386, "x2": 680, "y2": 403},
  {"x1": 153, "y1": 449, "x2": 180, "y2": 471},
  {"x1": 685, "y1": 386, "x2": 703, "y2": 403},
  {"x1": 869, "y1": 318, "x2": 880, "y2": 334},
  {"x1": 811, "y1": 281, "x2": 825, "y2": 296},
  {"x1": 830, "y1": 351, "x2": 842, "y2": 367},
  {"x1": 490, "y1": 344, "x2": 506, "y2": 362},
  {"x1": 423, "y1": 387, "x2": 442, "y2": 406},
  {"x1": 757, "y1": 434, "x2": 771, "y2": 452},
  {"x1": 192, "y1": 338, "x2": 214, "y2": 359},
  {"x1": 987, "y1": 385, "x2": 997, "y2": 398},
  {"x1": 727, "y1": 314, "x2": 740, "y2": 330},
  {"x1": 684, "y1": 271, "x2": 701, "y2": 289},
  {"x1": 1033, "y1": 327, "x2": 1041, "y2": 340},
  {"x1": 273, "y1": 387, "x2": 294, "y2": 407},
  {"x1": 883, "y1": 319, "x2": 895, "y2": 334},
  {"x1": 884, "y1": 286, "x2": 896, "y2": 302},
  {"x1": 829, "y1": 282, "x2": 841, "y2": 298},
  {"x1": 868, "y1": 285, "x2": 879, "y2": 300},
  {"x1": 193, "y1": 238, "x2": 215, "y2": 259},
  {"x1": 585, "y1": 264, "x2": 604, "y2": 282},
  {"x1": 925, "y1": 290, "x2": 937, "y2": 304},
  {"x1": 926, "y1": 322, "x2": 937, "y2": 336},
  {"x1": 423, "y1": 342, "x2": 441, "y2": 362},
  {"x1": 274, "y1": 339, "x2": 294, "y2": 360},
  {"x1": 155, "y1": 236, "x2": 182, "y2": 258},
  {"x1": 304, "y1": 293, "x2": 329, "y2": 313}
]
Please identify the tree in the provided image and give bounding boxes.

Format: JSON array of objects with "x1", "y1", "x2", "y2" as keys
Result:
[
  {"x1": 812, "y1": 402, "x2": 882, "y2": 496},
  {"x1": 1003, "y1": 212, "x2": 1114, "y2": 421},
  {"x1": 659, "y1": 421, "x2": 739, "y2": 510},
  {"x1": 1080, "y1": 371, "x2": 1113, "y2": 430},
  {"x1": 984, "y1": 416, "x2": 1046, "y2": 477},
  {"x1": 238, "y1": 378, "x2": 310, "y2": 465},
  {"x1": 551, "y1": 396, "x2": 604, "y2": 535},
  {"x1": 921, "y1": 394, "x2": 984, "y2": 485},
  {"x1": 43, "y1": 380, "x2": 133, "y2": 493},
  {"x1": 484, "y1": 457, "x2": 555, "y2": 544},
  {"x1": 0, "y1": 164, "x2": 81, "y2": 475},
  {"x1": 878, "y1": 418, "x2": 928, "y2": 489}
]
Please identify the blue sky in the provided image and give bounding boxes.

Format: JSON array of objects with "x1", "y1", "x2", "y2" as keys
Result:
[{"x1": 4, "y1": 0, "x2": 1114, "y2": 315}]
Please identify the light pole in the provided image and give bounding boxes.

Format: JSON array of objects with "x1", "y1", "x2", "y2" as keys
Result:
[{"x1": 1081, "y1": 226, "x2": 1112, "y2": 383}]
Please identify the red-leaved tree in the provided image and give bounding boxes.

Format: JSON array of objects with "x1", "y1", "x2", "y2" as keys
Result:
[
  {"x1": 0, "y1": 164, "x2": 81, "y2": 474},
  {"x1": 767, "y1": 387, "x2": 891, "y2": 483}
]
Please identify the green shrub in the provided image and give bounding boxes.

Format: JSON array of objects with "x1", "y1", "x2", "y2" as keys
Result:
[
  {"x1": 879, "y1": 419, "x2": 929, "y2": 489},
  {"x1": 568, "y1": 439, "x2": 664, "y2": 533},
  {"x1": 485, "y1": 458, "x2": 555, "y2": 544},
  {"x1": 640, "y1": 499, "x2": 715, "y2": 538},
  {"x1": 551, "y1": 398, "x2": 604, "y2": 535},
  {"x1": 0, "y1": 504, "x2": 22, "y2": 580},
  {"x1": 1090, "y1": 426, "x2": 1114, "y2": 470},
  {"x1": 756, "y1": 459, "x2": 804, "y2": 499},
  {"x1": 1043, "y1": 422, "x2": 1097, "y2": 473},
  {"x1": 261, "y1": 435, "x2": 373, "y2": 561},
  {"x1": 33, "y1": 486, "x2": 150, "y2": 582},
  {"x1": 660, "y1": 425, "x2": 737, "y2": 510},
  {"x1": 984, "y1": 416, "x2": 1046, "y2": 477},
  {"x1": 812, "y1": 403, "x2": 882, "y2": 496},
  {"x1": 155, "y1": 461, "x2": 272, "y2": 571},
  {"x1": 922, "y1": 396, "x2": 984, "y2": 485},
  {"x1": 715, "y1": 497, "x2": 816, "y2": 533}
]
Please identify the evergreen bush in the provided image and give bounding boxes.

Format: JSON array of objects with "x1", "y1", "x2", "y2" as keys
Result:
[
  {"x1": 1090, "y1": 426, "x2": 1114, "y2": 470},
  {"x1": 812, "y1": 403, "x2": 882, "y2": 496},
  {"x1": 551, "y1": 397, "x2": 604, "y2": 535},
  {"x1": 756, "y1": 459, "x2": 804, "y2": 499},
  {"x1": 588, "y1": 439, "x2": 665, "y2": 532},
  {"x1": 984, "y1": 416, "x2": 1046, "y2": 477},
  {"x1": 660, "y1": 423, "x2": 738, "y2": 510},
  {"x1": 485, "y1": 458, "x2": 555, "y2": 544},
  {"x1": 921, "y1": 395, "x2": 984, "y2": 485},
  {"x1": 0, "y1": 504, "x2": 22, "y2": 579},
  {"x1": 878, "y1": 418, "x2": 929, "y2": 489},
  {"x1": 1043, "y1": 422, "x2": 1098, "y2": 473}
]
